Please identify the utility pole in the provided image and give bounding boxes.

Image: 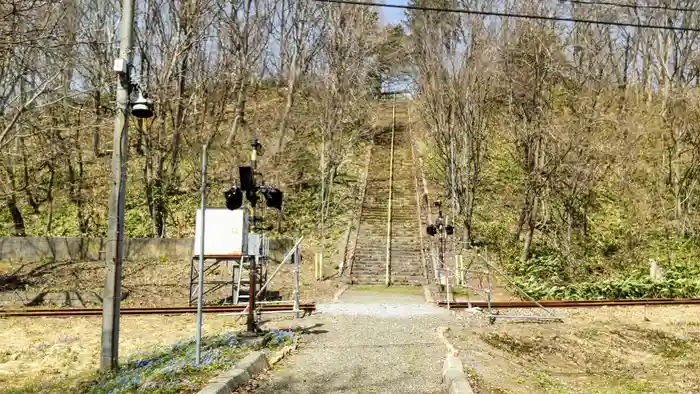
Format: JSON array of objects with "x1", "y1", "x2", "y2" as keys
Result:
[
  {"x1": 100, "y1": 0, "x2": 135, "y2": 372},
  {"x1": 195, "y1": 144, "x2": 208, "y2": 364},
  {"x1": 247, "y1": 137, "x2": 258, "y2": 333}
]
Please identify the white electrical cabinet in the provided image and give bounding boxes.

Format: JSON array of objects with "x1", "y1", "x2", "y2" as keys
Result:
[{"x1": 192, "y1": 208, "x2": 249, "y2": 258}]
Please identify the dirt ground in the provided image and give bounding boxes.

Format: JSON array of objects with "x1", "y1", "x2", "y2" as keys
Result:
[
  {"x1": 0, "y1": 255, "x2": 343, "y2": 390},
  {"x1": 449, "y1": 305, "x2": 700, "y2": 394},
  {"x1": 0, "y1": 314, "x2": 247, "y2": 391},
  {"x1": 0, "y1": 255, "x2": 342, "y2": 308}
]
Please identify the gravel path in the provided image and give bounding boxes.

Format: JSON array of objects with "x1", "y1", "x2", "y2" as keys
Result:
[{"x1": 249, "y1": 289, "x2": 455, "y2": 394}]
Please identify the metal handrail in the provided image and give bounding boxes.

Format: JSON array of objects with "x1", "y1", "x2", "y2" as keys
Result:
[
  {"x1": 406, "y1": 108, "x2": 439, "y2": 283},
  {"x1": 344, "y1": 143, "x2": 373, "y2": 276},
  {"x1": 230, "y1": 237, "x2": 304, "y2": 323},
  {"x1": 385, "y1": 95, "x2": 396, "y2": 287},
  {"x1": 257, "y1": 237, "x2": 304, "y2": 296}
]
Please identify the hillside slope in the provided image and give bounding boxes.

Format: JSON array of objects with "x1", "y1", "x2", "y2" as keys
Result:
[{"x1": 0, "y1": 90, "x2": 379, "y2": 253}]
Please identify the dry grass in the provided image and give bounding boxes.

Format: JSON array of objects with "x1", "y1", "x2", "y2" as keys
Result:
[
  {"x1": 0, "y1": 314, "x2": 245, "y2": 391},
  {"x1": 0, "y1": 260, "x2": 190, "y2": 308},
  {"x1": 449, "y1": 305, "x2": 700, "y2": 394},
  {"x1": 0, "y1": 253, "x2": 343, "y2": 391}
]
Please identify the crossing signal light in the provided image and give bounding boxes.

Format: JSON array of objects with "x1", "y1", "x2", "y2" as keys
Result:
[
  {"x1": 224, "y1": 186, "x2": 243, "y2": 210},
  {"x1": 426, "y1": 224, "x2": 437, "y2": 236},
  {"x1": 261, "y1": 187, "x2": 283, "y2": 210},
  {"x1": 445, "y1": 225, "x2": 454, "y2": 235},
  {"x1": 239, "y1": 166, "x2": 254, "y2": 191}
]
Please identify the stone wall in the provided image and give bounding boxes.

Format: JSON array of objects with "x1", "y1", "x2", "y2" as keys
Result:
[{"x1": 0, "y1": 236, "x2": 293, "y2": 263}]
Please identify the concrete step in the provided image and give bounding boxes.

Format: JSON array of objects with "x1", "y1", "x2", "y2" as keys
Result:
[
  {"x1": 351, "y1": 267, "x2": 424, "y2": 275},
  {"x1": 351, "y1": 277, "x2": 425, "y2": 285},
  {"x1": 362, "y1": 207, "x2": 417, "y2": 213},
  {"x1": 349, "y1": 130, "x2": 426, "y2": 286},
  {"x1": 353, "y1": 262, "x2": 423, "y2": 269},
  {"x1": 355, "y1": 246, "x2": 422, "y2": 252},
  {"x1": 355, "y1": 237, "x2": 421, "y2": 244},
  {"x1": 360, "y1": 211, "x2": 418, "y2": 217},
  {"x1": 354, "y1": 252, "x2": 422, "y2": 259},
  {"x1": 354, "y1": 253, "x2": 422, "y2": 260}
]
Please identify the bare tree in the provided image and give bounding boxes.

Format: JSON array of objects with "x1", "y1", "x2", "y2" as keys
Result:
[
  {"x1": 313, "y1": 3, "x2": 384, "y2": 262},
  {"x1": 222, "y1": 0, "x2": 275, "y2": 147},
  {"x1": 272, "y1": 0, "x2": 325, "y2": 163},
  {"x1": 0, "y1": 0, "x2": 72, "y2": 235}
]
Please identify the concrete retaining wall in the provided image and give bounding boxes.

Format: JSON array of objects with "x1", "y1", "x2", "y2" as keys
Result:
[{"x1": 0, "y1": 236, "x2": 293, "y2": 263}]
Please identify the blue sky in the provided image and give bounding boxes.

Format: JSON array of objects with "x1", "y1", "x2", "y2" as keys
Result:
[{"x1": 379, "y1": 0, "x2": 409, "y2": 25}]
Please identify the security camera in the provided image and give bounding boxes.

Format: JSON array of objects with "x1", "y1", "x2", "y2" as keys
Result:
[{"x1": 131, "y1": 91, "x2": 154, "y2": 119}]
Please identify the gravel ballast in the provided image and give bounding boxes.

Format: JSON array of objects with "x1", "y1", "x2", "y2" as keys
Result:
[{"x1": 249, "y1": 289, "x2": 457, "y2": 394}]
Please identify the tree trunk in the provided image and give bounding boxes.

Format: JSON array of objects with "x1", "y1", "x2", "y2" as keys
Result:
[
  {"x1": 513, "y1": 202, "x2": 527, "y2": 242},
  {"x1": 7, "y1": 196, "x2": 26, "y2": 236},
  {"x1": 226, "y1": 74, "x2": 247, "y2": 147},
  {"x1": 521, "y1": 195, "x2": 538, "y2": 263},
  {"x1": 68, "y1": 159, "x2": 88, "y2": 234},
  {"x1": 149, "y1": 116, "x2": 168, "y2": 238},
  {"x1": 274, "y1": 52, "x2": 299, "y2": 162},
  {"x1": 46, "y1": 162, "x2": 55, "y2": 233},
  {"x1": 93, "y1": 90, "x2": 102, "y2": 157},
  {"x1": 20, "y1": 138, "x2": 39, "y2": 214},
  {"x1": 170, "y1": 51, "x2": 188, "y2": 178}
]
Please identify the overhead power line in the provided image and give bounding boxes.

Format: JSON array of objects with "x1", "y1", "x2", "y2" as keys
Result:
[
  {"x1": 563, "y1": 0, "x2": 700, "y2": 14},
  {"x1": 311, "y1": 0, "x2": 700, "y2": 32}
]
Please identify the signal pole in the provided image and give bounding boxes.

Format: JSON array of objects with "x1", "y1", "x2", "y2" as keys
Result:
[
  {"x1": 101, "y1": 0, "x2": 135, "y2": 372},
  {"x1": 247, "y1": 137, "x2": 258, "y2": 333}
]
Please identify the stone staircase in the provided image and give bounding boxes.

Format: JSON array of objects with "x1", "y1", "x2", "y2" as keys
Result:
[{"x1": 351, "y1": 108, "x2": 425, "y2": 285}]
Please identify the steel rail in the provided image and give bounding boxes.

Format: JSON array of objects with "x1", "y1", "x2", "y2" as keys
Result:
[
  {"x1": 1, "y1": 303, "x2": 316, "y2": 317},
  {"x1": 437, "y1": 298, "x2": 700, "y2": 309}
]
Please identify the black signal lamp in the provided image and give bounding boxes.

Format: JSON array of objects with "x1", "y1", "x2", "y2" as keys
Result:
[
  {"x1": 224, "y1": 185, "x2": 243, "y2": 210},
  {"x1": 426, "y1": 224, "x2": 437, "y2": 236},
  {"x1": 239, "y1": 166, "x2": 255, "y2": 191},
  {"x1": 261, "y1": 186, "x2": 283, "y2": 210},
  {"x1": 445, "y1": 225, "x2": 454, "y2": 235}
]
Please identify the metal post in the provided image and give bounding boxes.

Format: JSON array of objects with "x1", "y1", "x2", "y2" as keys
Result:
[
  {"x1": 254, "y1": 255, "x2": 261, "y2": 321},
  {"x1": 455, "y1": 255, "x2": 459, "y2": 287},
  {"x1": 314, "y1": 252, "x2": 321, "y2": 280},
  {"x1": 100, "y1": 0, "x2": 135, "y2": 372},
  {"x1": 247, "y1": 138, "x2": 258, "y2": 333},
  {"x1": 449, "y1": 131, "x2": 457, "y2": 258},
  {"x1": 294, "y1": 244, "x2": 301, "y2": 318},
  {"x1": 446, "y1": 266, "x2": 451, "y2": 310},
  {"x1": 195, "y1": 144, "x2": 208, "y2": 364},
  {"x1": 486, "y1": 262, "x2": 493, "y2": 319},
  {"x1": 439, "y1": 236, "x2": 445, "y2": 286}
]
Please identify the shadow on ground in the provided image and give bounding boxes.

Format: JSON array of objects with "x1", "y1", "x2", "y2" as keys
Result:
[{"x1": 0, "y1": 260, "x2": 191, "y2": 307}]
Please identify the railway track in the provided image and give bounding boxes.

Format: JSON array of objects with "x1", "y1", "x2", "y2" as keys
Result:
[
  {"x1": 0, "y1": 303, "x2": 316, "y2": 318},
  {"x1": 437, "y1": 298, "x2": 700, "y2": 309}
]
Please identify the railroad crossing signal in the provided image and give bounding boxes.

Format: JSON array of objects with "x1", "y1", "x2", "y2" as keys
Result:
[
  {"x1": 222, "y1": 138, "x2": 283, "y2": 335},
  {"x1": 224, "y1": 168, "x2": 283, "y2": 211},
  {"x1": 426, "y1": 201, "x2": 453, "y2": 237}
]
